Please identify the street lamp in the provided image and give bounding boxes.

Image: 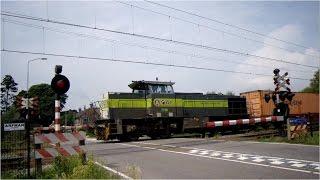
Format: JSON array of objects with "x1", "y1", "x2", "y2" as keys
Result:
[
  {"x1": 26, "y1": 57, "x2": 47, "y2": 178},
  {"x1": 27, "y1": 57, "x2": 47, "y2": 94}
]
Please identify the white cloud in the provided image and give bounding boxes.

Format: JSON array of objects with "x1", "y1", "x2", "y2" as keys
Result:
[{"x1": 232, "y1": 24, "x2": 319, "y2": 92}]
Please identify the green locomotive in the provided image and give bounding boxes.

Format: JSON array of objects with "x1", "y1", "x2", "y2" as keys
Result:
[{"x1": 95, "y1": 80, "x2": 248, "y2": 141}]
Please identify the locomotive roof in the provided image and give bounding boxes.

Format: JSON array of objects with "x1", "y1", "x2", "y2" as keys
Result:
[{"x1": 129, "y1": 80, "x2": 175, "y2": 89}]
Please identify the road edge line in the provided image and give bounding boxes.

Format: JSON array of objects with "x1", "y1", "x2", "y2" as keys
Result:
[{"x1": 94, "y1": 161, "x2": 133, "y2": 180}]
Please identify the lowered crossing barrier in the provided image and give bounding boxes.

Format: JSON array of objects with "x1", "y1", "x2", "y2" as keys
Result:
[
  {"x1": 206, "y1": 116, "x2": 284, "y2": 128},
  {"x1": 33, "y1": 131, "x2": 86, "y2": 174}
]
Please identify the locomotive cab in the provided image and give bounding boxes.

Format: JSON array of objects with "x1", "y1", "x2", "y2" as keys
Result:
[{"x1": 129, "y1": 80, "x2": 175, "y2": 94}]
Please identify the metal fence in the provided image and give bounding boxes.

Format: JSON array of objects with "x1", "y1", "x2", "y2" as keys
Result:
[{"x1": 1, "y1": 120, "x2": 29, "y2": 179}]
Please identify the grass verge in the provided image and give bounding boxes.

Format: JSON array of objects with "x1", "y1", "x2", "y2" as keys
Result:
[
  {"x1": 40, "y1": 155, "x2": 119, "y2": 179},
  {"x1": 258, "y1": 132, "x2": 319, "y2": 145}
]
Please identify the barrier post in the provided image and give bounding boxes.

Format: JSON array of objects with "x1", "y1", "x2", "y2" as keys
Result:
[
  {"x1": 79, "y1": 136, "x2": 86, "y2": 164},
  {"x1": 308, "y1": 112, "x2": 313, "y2": 137},
  {"x1": 287, "y1": 118, "x2": 291, "y2": 140},
  {"x1": 34, "y1": 143, "x2": 42, "y2": 176}
]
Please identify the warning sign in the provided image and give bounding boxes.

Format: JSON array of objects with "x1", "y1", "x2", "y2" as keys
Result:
[{"x1": 4, "y1": 123, "x2": 25, "y2": 131}]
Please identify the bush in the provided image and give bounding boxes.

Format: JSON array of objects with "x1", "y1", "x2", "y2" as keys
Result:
[
  {"x1": 39, "y1": 155, "x2": 117, "y2": 179},
  {"x1": 259, "y1": 132, "x2": 319, "y2": 145}
]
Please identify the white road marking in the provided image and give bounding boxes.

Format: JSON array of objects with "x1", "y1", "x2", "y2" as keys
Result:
[
  {"x1": 222, "y1": 153, "x2": 233, "y2": 158},
  {"x1": 119, "y1": 143, "x2": 319, "y2": 175},
  {"x1": 134, "y1": 142, "x2": 159, "y2": 146},
  {"x1": 199, "y1": 150, "x2": 209, "y2": 155},
  {"x1": 270, "y1": 160, "x2": 284, "y2": 165},
  {"x1": 291, "y1": 163, "x2": 306, "y2": 168},
  {"x1": 133, "y1": 141, "x2": 320, "y2": 173},
  {"x1": 210, "y1": 152, "x2": 221, "y2": 157},
  {"x1": 237, "y1": 155, "x2": 248, "y2": 160},
  {"x1": 162, "y1": 144, "x2": 176, "y2": 148},
  {"x1": 189, "y1": 149, "x2": 199, "y2": 154},
  {"x1": 177, "y1": 143, "x2": 317, "y2": 163},
  {"x1": 252, "y1": 158, "x2": 265, "y2": 162},
  {"x1": 251, "y1": 156, "x2": 263, "y2": 159},
  {"x1": 310, "y1": 163, "x2": 320, "y2": 170},
  {"x1": 94, "y1": 161, "x2": 133, "y2": 180}
]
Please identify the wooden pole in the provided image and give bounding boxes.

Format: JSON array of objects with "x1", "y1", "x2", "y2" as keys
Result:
[{"x1": 287, "y1": 118, "x2": 291, "y2": 140}]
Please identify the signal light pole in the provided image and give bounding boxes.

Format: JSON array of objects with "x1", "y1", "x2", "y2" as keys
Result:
[
  {"x1": 51, "y1": 65, "x2": 70, "y2": 132},
  {"x1": 26, "y1": 57, "x2": 47, "y2": 178},
  {"x1": 265, "y1": 69, "x2": 295, "y2": 138}
]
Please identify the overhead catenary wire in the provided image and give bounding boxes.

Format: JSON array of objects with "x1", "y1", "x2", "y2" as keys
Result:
[
  {"x1": 1, "y1": 11, "x2": 318, "y2": 69},
  {"x1": 3, "y1": 18, "x2": 313, "y2": 74},
  {"x1": 144, "y1": 0, "x2": 319, "y2": 52},
  {"x1": 1, "y1": 49, "x2": 310, "y2": 81},
  {"x1": 117, "y1": 1, "x2": 320, "y2": 59}
]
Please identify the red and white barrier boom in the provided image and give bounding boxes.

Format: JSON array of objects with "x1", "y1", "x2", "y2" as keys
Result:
[{"x1": 206, "y1": 116, "x2": 284, "y2": 128}]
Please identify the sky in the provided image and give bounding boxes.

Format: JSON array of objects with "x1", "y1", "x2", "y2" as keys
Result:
[{"x1": 1, "y1": 0, "x2": 319, "y2": 110}]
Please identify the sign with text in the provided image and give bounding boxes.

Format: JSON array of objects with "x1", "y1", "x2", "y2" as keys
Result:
[{"x1": 4, "y1": 123, "x2": 25, "y2": 131}]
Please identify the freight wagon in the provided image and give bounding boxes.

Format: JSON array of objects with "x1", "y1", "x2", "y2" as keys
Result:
[
  {"x1": 240, "y1": 90, "x2": 319, "y2": 118},
  {"x1": 95, "y1": 80, "x2": 248, "y2": 141}
]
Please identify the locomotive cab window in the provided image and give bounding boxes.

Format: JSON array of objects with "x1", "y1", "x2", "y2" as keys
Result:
[
  {"x1": 129, "y1": 81, "x2": 175, "y2": 94},
  {"x1": 149, "y1": 85, "x2": 174, "y2": 94}
]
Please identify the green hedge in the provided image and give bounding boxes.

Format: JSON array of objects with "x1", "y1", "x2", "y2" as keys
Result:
[{"x1": 259, "y1": 132, "x2": 319, "y2": 145}]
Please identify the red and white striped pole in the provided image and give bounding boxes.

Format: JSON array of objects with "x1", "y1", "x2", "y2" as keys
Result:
[{"x1": 55, "y1": 98, "x2": 61, "y2": 132}]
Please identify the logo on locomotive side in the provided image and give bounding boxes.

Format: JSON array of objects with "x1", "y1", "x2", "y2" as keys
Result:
[{"x1": 153, "y1": 99, "x2": 173, "y2": 107}]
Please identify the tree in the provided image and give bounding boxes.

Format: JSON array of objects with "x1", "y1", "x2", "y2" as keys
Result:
[
  {"x1": 61, "y1": 110, "x2": 77, "y2": 126},
  {"x1": 226, "y1": 91, "x2": 235, "y2": 96},
  {"x1": 1, "y1": 106, "x2": 20, "y2": 123},
  {"x1": 301, "y1": 70, "x2": 319, "y2": 93},
  {"x1": 1, "y1": 75, "x2": 18, "y2": 113},
  {"x1": 17, "y1": 83, "x2": 68, "y2": 126}
]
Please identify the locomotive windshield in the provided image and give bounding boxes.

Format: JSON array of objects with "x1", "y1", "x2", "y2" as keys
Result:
[
  {"x1": 149, "y1": 85, "x2": 174, "y2": 94},
  {"x1": 129, "y1": 80, "x2": 175, "y2": 94}
]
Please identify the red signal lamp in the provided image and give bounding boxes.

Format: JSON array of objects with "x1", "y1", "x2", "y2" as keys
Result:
[{"x1": 51, "y1": 74, "x2": 70, "y2": 95}]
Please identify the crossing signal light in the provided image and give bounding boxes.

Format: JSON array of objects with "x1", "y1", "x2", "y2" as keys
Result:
[
  {"x1": 55, "y1": 65, "x2": 62, "y2": 74},
  {"x1": 273, "y1": 68, "x2": 280, "y2": 75},
  {"x1": 51, "y1": 74, "x2": 70, "y2": 95},
  {"x1": 286, "y1": 79, "x2": 290, "y2": 85},
  {"x1": 264, "y1": 94, "x2": 271, "y2": 103},
  {"x1": 287, "y1": 92, "x2": 295, "y2": 101},
  {"x1": 279, "y1": 91, "x2": 287, "y2": 101},
  {"x1": 272, "y1": 93, "x2": 277, "y2": 103}
]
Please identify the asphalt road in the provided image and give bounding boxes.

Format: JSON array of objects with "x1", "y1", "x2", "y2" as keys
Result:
[{"x1": 86, "y1": 137, "x2": 319, "y2": 179}]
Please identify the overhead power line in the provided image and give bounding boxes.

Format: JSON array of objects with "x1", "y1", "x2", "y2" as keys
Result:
[
  {"x1": 144, "y1": 0, "x2": 318, "y2": 51},
  {"x1": 3, "y1": 18, "x2": 313, "y2": 74},
  {"x1": 1, "y1": 11, "x2": 318, "y2": 69},
  {"x1": 117, "y1": 1, "x2": 319, "y2": 59},
  {"x1": 1, "y1": 49, "x2": 310, "y2": 81}
]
